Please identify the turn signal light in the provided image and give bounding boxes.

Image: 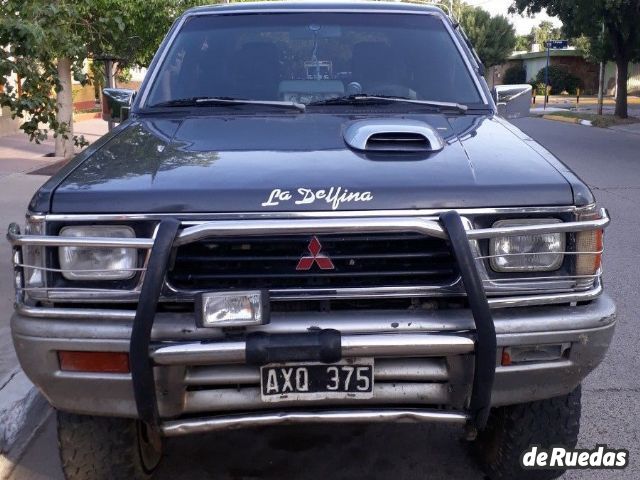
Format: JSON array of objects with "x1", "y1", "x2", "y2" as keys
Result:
[
  {"x1": 576, "y1": 229, "x2": 603, "y2": 276},
  {"x1": 58, "y1": 351, "x2": 130, "y2": 373}
]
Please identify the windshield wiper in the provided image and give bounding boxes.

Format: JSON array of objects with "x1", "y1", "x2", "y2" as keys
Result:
[
  {"x1": 309, "y1": 94, "x2": 468, "y2": 113},
  {"x1": 152, "y1": 96, "x2": 306, "y2": 112}
]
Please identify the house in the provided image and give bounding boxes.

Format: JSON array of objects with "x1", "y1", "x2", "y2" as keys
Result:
[{"x1": 489, "y1": 49, "x2": 640, "y2": 97}]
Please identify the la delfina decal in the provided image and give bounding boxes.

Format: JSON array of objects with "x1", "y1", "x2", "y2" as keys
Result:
[{"x1": 262, "y1": 187, "x2": 374, "y2": 210}]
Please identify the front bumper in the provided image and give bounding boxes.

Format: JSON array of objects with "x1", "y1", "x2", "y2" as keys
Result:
[
  {"x1": 8, "y1": 209, "x2": 613, "y2": 434},
  {"x1": 12, "y1": 294, "x2": 615, "y2": 434}
]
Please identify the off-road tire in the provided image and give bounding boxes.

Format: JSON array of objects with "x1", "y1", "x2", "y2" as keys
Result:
[
  {"x1": 57, "y1": 410, "x2": 163, "y2": 480},
  {"x1": 473, "y1": 385, "x2": 581, "y2": 480}
]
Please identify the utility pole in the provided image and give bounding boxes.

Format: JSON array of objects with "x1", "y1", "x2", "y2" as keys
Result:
[
  {"x1": 544, "y1": 42, "x2": 550, "y2": 110},
  {"x1": 597, "y1": 21, "x2": 605, "y2": 116}
]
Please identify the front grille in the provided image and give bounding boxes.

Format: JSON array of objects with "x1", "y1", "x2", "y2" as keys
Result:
[{"x1": 168, "y1": 233, "x2": 457, "y2": 291}]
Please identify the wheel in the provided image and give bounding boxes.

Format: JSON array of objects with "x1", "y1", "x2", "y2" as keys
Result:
[
  {"x1": 473, "y1": 385, "x2": 581, "y2": 480},
  {"x1": 57, "y1": 410, "x2": 163, "y2": 480}
]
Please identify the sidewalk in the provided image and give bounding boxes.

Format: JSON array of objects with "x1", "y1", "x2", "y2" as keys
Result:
[
  {"x1": 531, "y1": 95, "x2": 640, "y2": 119},
  {"x1": 0, "y1": 119, "x2": 107, "y2": 470}
]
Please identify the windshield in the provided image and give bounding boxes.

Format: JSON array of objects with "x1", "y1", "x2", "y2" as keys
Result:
[{"x1": 145, "y1": 12, "x2": 483, "y2": 108}]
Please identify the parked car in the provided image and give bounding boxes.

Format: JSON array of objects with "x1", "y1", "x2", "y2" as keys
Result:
[{"x1": 9, "y1": 2, "x2": 614, "y2": 479}]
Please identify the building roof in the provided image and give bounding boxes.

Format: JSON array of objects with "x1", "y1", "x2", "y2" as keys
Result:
[{"x1": 509, "y1": 50, "x2": 586, "y2": 61}]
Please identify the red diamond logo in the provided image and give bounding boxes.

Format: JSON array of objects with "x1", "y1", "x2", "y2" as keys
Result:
[{"x1": 296, "y1": 236, "x2": 335, "y2": 271}]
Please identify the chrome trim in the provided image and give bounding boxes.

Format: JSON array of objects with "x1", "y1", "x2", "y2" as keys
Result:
[
  {"x1": 266, "y1": 283, "x2": 463, "y2": 301},
  {"x1": 341, "y1": 333, "x2": 475, "y2": 357},
  {"x1": 29, "y1": 205, "x2": 591, "y2": 222},
  {"x1": 10, "y1": 283, "x2": 605, "y2": 319},
  {"x1": 175, "y1": 217, "x2": 448, "y2": 245},
  {"x1": 467, "y1": 209, "x2": 609, "y2": 240},
  {"x1": 160, "y1": 409, "x2": 469, "y2": 437},
  {"x1": 7, "y1": 234, "x2": 154, "y2": 248},
  {"x1": 151, "y1": 333, "x2": 475, "y2": 366},
  {"x1": 488, "y1": 279, "x2": 603, "y2": 309},
  {"x1": 15, "y1": 303, "x2": 136, "y2": 320},
  {"x1": 13, "y1": 264, "x2": 146, "y2": 274}
]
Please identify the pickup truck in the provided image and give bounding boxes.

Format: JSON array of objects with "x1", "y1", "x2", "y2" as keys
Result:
[{"x1": 8, "y1": 2, "x2": 615, "y2": 479}]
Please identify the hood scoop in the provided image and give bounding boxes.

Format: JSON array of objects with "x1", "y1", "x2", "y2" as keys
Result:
[{"x1": 344, "y1": 119, "x2": 445, "y2": 153}]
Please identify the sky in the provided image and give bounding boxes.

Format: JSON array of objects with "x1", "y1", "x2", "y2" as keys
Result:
[{"x1": 465, "y1": 0, "x2": 562, "y2": 35}]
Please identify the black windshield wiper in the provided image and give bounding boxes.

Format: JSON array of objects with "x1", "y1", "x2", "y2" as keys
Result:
[
  {"x1": 309, "y1": 94, "x2": 468, "y2": 113},
  {"x1": 151, "y1": 96, "x2": 306, "y2": 112}
]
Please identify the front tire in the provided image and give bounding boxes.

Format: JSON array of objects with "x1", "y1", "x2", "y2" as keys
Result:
[
  {"x1": 473, "y1": 385, "x2": 581, "y2": 480},
  {"x1": 57, "y1": 411, "x2": 163, "y2": 480}
]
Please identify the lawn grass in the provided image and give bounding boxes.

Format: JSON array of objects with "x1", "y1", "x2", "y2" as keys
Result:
[{"x1": 550, "y1": 111, "x2": 640, "y2": 128}]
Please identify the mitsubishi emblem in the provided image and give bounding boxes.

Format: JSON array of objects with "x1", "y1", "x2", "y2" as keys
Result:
[{"x1": 296, "y1": 236, "x2": 335, "y2": 271}]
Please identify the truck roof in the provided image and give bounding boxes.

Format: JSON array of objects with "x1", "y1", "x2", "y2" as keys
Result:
[{"x1": 184, "y1": 1, "x2": 446, "y2": 16}]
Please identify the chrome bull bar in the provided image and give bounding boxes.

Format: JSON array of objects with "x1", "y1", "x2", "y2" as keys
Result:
[
  {"x1": 161, "y1": 409, "x2": 470, "y2": 437},
  {"x1": 7, "y1": 208, "x2": 610, "y2": 314},
  {"x1": 7, "y1": 208, "x2": 610, "y2": 433}
]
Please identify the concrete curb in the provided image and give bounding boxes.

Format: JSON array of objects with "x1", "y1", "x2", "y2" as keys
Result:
[
  {"x1": 0, "y1": 370, "x2": 50, "y2": 479},
  {"x1": 542, "y1": 114, "x2": 593, "y2": 127}
]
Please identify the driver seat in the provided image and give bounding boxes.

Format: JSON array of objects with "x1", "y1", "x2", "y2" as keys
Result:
[
  {"x1": 228, "y1": 42, "x2": 281, "y2": 100},
  {"x1": 351, "y1": 42, "x2": 400, "y2": 92}
]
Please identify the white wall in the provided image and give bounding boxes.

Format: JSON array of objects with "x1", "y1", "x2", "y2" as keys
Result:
[
  {"x1": 604, "y1": 61, "x2": 640, "y2": 95},
  {"x1": 523, "y1": 57, "x2": 549, "y2": 83}
]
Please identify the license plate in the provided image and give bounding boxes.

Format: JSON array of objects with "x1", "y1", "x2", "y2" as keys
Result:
[{"x1": 260, "y1": 359, "x2": 374, "y2": 402}]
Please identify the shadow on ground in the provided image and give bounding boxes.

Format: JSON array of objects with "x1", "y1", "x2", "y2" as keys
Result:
[
  {"x1": 11, "y1": 416, "x2": 485, "y2": 480},
  {"x1": 158, "y1": 422, "x2": 484, "y2": 480}
]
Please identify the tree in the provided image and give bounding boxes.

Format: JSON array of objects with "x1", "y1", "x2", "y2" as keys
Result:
[
  {"x1": 504, "y1": 65, "x2": 527, "y2": 84},
  {"x1": 511, "y1": 0, "x2": 640, "y2": 118},
  {"x1": 529, "y1": 20, "x2": 563, "y2": 48},
  {"x1": 0, "y1": 1, "x2": 209, "y2": 158},
  {"x1": 459, "y1": 5, "x2": 517, "y2": 67},
  {"x1": 515, "y1": 35, "x2": 530, "y2": 51}
]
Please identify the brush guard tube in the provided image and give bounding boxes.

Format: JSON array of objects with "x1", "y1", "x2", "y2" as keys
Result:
[
  {"x1": 129, "y1": 213, "x2": 496, "y2": 431},
  {"x1": 129, "y1": 218, "x2": 180, "y2": 428},
  {"x1": 440, "y1": 211, "x2": 496, "y2": 429}
]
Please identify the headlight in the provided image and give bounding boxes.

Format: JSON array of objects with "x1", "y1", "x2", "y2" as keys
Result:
[
  {"x1": 59, "y1": 226, "x2": 138, "y2": 280},
  {"x1": 489, "y1": 219, "x2": 565, "y2": 272}
]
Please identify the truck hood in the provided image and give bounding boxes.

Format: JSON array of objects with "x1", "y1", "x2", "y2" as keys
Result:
[{"x1": 48, "y1": 113, "x2": 576, "y2": 213}]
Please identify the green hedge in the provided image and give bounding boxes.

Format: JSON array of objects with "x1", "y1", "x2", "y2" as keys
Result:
[
  {"x1": 503, "y1": 65, "x2": 527, "y2": 84},
  {"x1": 535, "y1": 65, "x2": 584, "y2": 95}
]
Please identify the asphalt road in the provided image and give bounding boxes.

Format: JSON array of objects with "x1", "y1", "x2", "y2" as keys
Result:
[{"x1": 7, "y1": 117, "x2": 640, "y2": 480}]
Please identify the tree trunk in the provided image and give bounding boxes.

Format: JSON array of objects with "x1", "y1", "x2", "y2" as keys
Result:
[
  {"x1": 614, "y1": 57, "x2": 629, "y2": 119},
  {"x1": 55, "y1": 57, "x2": 74, "y2": 158}
]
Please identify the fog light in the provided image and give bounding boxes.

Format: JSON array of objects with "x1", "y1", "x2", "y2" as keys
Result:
[
  {"x1": 198, "y1": 290, "x2": 268, "y2": 327},
  {"x1": 58, "y1": 351, "x2": 130, "y2": 373},
  {"x1": 501, "y1": 343, "x2": 570, "y2": 366}
]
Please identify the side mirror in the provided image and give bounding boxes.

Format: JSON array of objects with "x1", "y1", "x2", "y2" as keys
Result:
[
  {"x1": 102, "y1": 88, "x2": 136, "y2": 123},
  {"x1": 492, "y1": 84, "x2": 532, "y2": 119}
]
